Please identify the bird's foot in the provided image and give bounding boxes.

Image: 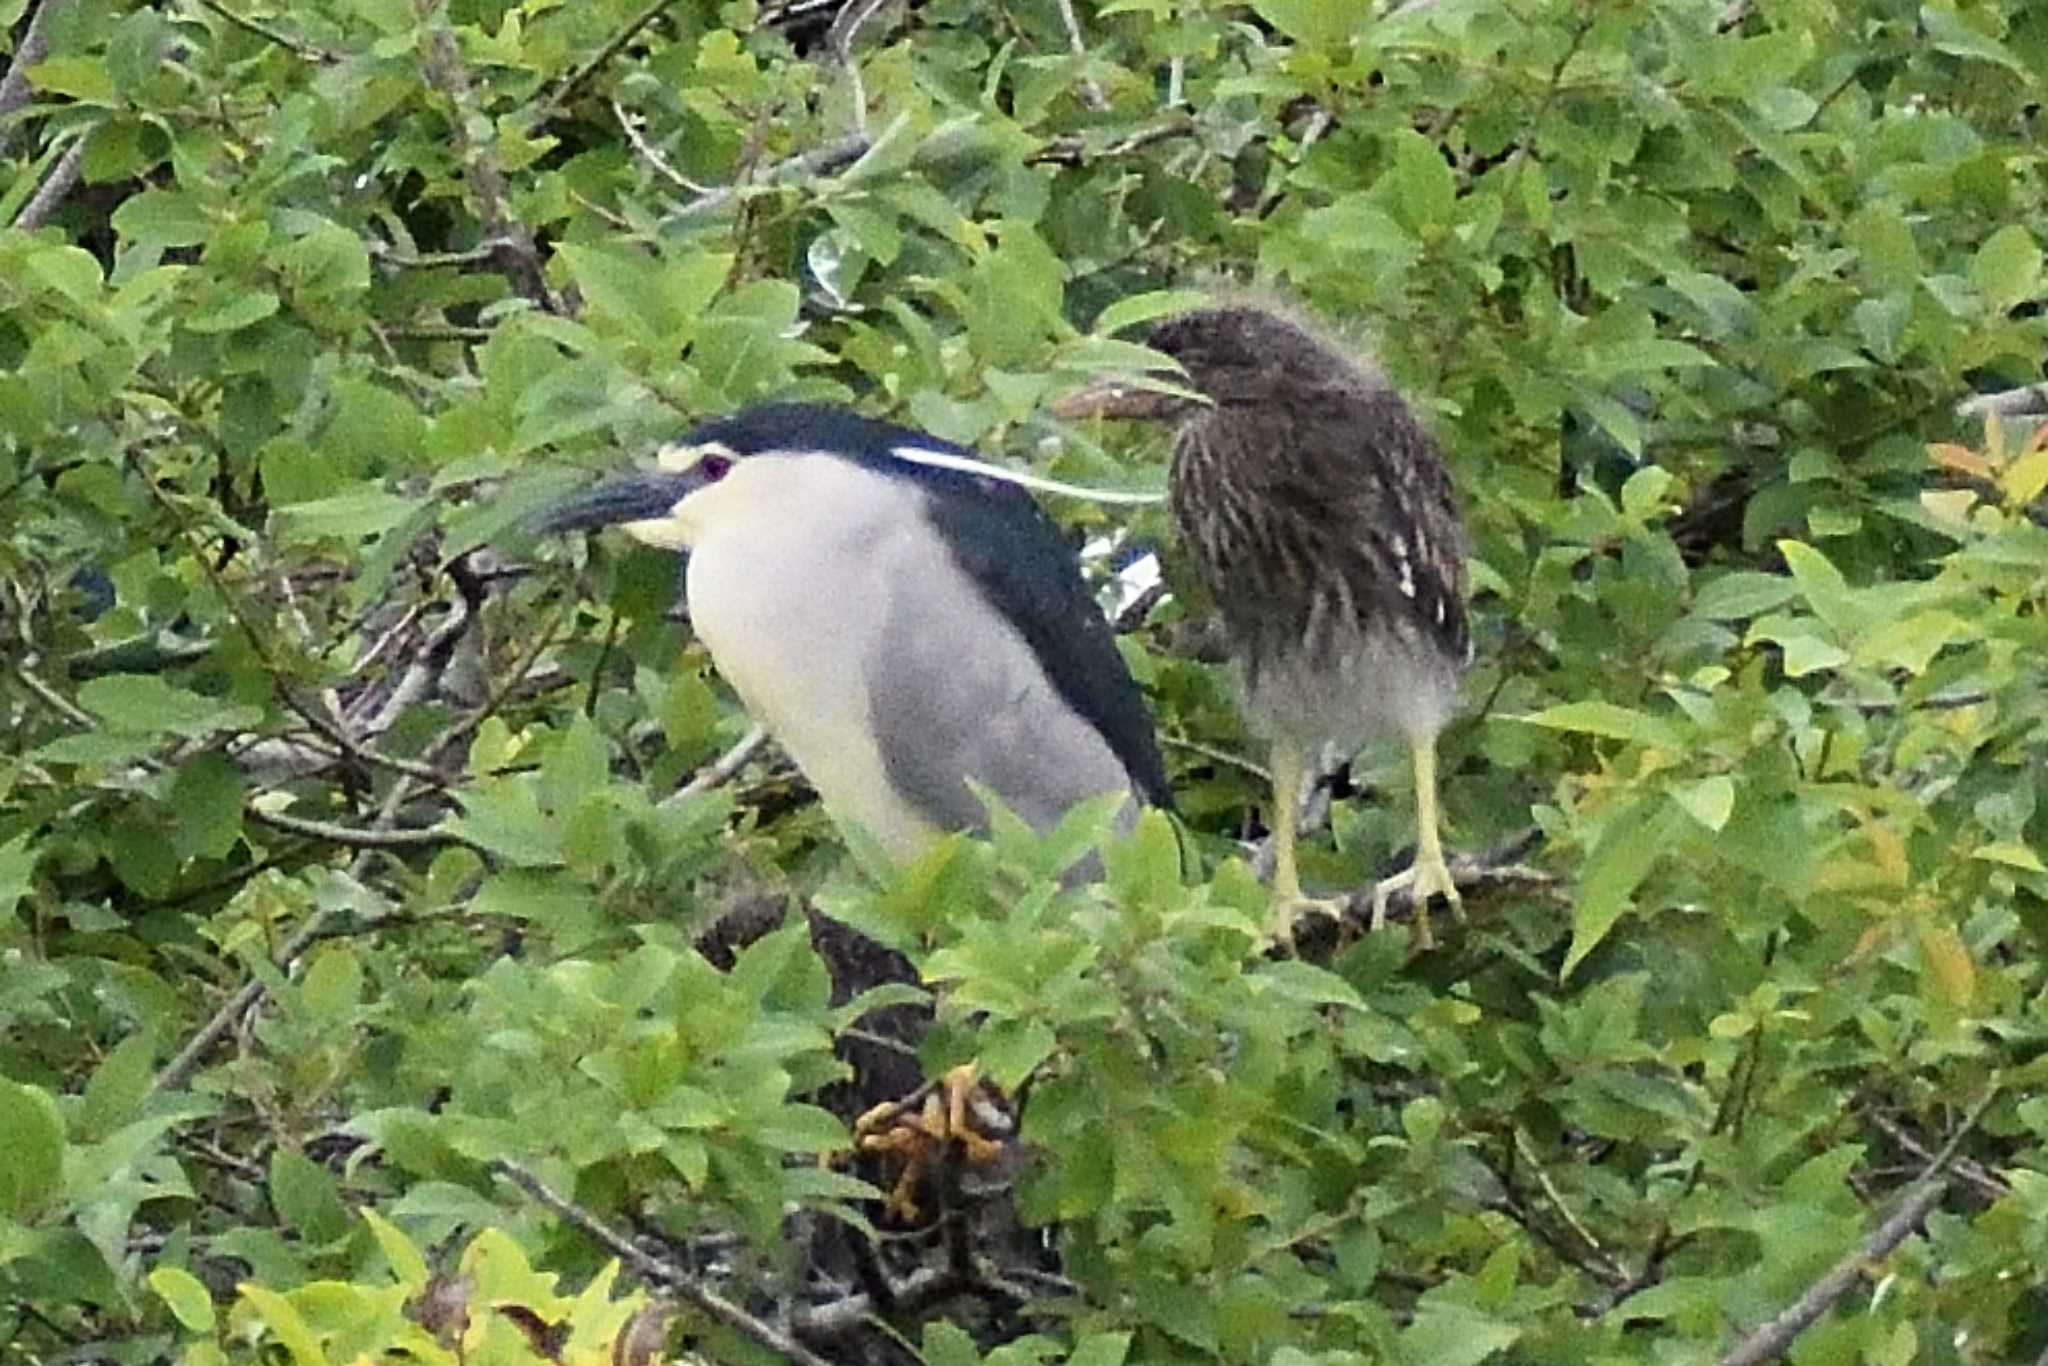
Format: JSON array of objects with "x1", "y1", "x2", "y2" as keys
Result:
[
  {"x1": 1370, "y1": 851, "x2": 1464, "y2": 949},
  {"x1": 1267, "y1": 893, "x2": 1349, "y2": 950},
  {"x1": 852, "y1": 1062, "x2": 1013, "y2": 1222}
]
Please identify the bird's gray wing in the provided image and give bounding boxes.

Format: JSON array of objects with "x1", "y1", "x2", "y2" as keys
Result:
[{"x1": 865, "y1": 490, "x2": 1166, "y2": 835}]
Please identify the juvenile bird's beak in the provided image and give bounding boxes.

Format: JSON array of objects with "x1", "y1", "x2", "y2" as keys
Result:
[
  {"x1": 1050, "y1": 380, "x2": 1182, "y2": 422},
  {"x1": 537, "y1": 470, "x2": 702, "y2": 535}
]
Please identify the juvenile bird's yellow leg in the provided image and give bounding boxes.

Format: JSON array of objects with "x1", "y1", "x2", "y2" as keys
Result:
[
  {"x1": 1371, "y1": 737, "x2": 1463, "y2": 947},
  {"x1": 1267, "y1": 737, "x2": 1346, "y2": 945}
]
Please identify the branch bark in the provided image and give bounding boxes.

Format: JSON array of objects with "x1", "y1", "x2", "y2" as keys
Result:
[{"x1": 0, "y1": 0, "x2": 67, "y2": 160}]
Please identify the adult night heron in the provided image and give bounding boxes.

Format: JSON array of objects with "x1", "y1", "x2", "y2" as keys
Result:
[
  {"x1": 543, "y1": 401, "x2": 1170, "y2": 864},
  {"x1": 1058, "y1": 304, "x2": 1470, "y2": 946}
]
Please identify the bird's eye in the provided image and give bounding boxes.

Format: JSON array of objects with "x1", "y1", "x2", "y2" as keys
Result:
[{"x1": 700, "y1": 453, "x2": 733, "y2": 481}]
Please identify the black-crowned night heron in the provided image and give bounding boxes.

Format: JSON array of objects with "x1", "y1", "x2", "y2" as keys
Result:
[
  {"x1": 543, "y1": 401, "x2": 1170, "y2": 867},
  {"x1": 1058, "y1": 305, "x2": 1470, "y2": 946}
]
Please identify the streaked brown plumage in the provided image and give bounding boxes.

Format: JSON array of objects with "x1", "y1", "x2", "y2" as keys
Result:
[{"x1": 1059, "y1": 304, "x2": 1470, "y2": 944}]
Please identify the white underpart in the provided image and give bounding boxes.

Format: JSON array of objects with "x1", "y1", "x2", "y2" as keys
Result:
[
  {"x1": 889, "y1": 444, "x2": 1166, "y2": 505},
  {"x1": 627, "y1": 452, "x2": 1134, "y2": 860}
]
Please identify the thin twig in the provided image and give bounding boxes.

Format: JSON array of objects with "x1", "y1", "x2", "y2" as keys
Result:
[
  {"x1": 1715, "y1": 1093, "x2": 1993, "y2": 1366},
  {"x1": 612, "y1": 99, "x2": 715, "y2": 195},
  {"x1": 1513, "y1": 1128, "x2": 1632, "y2": 1287},
  {"x1": 491, "y1": 1160, "x2": 840, "y2": 1366},
  {"x1": 664, "y1": 724, "x2": 770, "y2": 807},
  {"x1": 246, "y1": 805, "x2": 480, "y2": 851},
  {"x1": 529, "y1": 0, "x2": 687, "y2": 123},
  {"x1": 189, "y1": 0, "x2": 336, "y2": 62}
]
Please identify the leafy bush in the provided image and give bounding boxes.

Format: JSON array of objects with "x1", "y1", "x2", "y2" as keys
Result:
[{"x1": 4, "y1": 0, "x2": 2046, "y2": 1361}]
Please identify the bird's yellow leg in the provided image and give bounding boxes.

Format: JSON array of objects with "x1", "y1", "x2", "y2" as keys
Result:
[
  {"x1": 1371, "y1": 737, "x2": 1463, "y2": 947},
  {"x1": 1268, "y1": 738, "x2": 1345, "y2": 945}
]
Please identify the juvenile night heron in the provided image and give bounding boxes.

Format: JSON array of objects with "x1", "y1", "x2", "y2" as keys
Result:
[
  {"x1": 1058, "y1": 304, "x2": 1470, "y2": 946},
  {"x1": 543, "y1": 401, "x2": 1170, "y2": 865}
]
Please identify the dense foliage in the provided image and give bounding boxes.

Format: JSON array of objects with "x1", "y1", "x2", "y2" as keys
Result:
[{"x1": 4, "y1": 0, "x2": 2047, "y2": 1361}]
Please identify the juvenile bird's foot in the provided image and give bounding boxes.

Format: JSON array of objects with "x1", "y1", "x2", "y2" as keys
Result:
[
  {"x1": 1370, "y1": 851, "x2": 1464, "y2": 948},
  {"x1": 851, "y1": 1062, "x2": 1013, "y2": 1222},
  {"x1": 1267, "y1": 893, "x2": 1348, "y2": 950}
]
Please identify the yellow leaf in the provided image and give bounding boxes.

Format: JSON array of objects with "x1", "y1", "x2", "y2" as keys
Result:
[
  {"x1": 1915, "y1": 919, "x2": 1976, "y2": 1008},
  {"x1": 1927, "y1": 442, "x2": 1992, "y2": 477},
  {"x1": 236, "y1": 1285, "x2": 330, "y2": 1366},
  {"x1": 2002, "y1": 440, "x2": 2048, "y2": 505},
  {"x1": 1919, "y1": 488, "x2": 1979, "y2": 528},
  {"x1": 1862, "y1": 814, "x2": 1908, "y2": 885}
]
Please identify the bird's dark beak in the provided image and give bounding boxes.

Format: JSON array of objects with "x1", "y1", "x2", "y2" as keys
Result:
[
  {"x1": 1051, "y1": 380, "x2": 1181, "y2": 422},
  {"x1": 536, "y1": 470, "x2": 701, "y2": 534}
]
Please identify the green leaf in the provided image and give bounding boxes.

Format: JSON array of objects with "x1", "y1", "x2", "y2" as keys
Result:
[
  {"x1": 1776, "y1": 539, "x2": 1868, "y2": 638},
  {"x1": 1510, "y1": 701, "x2": 1684, "y2": 750},
  {"x1": 360, "y1": 1209, "x2": 430, "y2": 1292},
  {"x1": 111, "y1": 190, "x2": 211, "y2": 248},
  {"x1": 79, "y1": 1033, "x2": 157, "y2": 1142},
  {"x1": 0, "y1": 1082, "x2": 66, "y2": 1218},
  {"x1": 299, "y1": 944, "x2": 363, "y2": 1021},
  {"x1": 1920, "y1": 5, "x2": 2027, "y2": 72},
  {"x1": 750, "y1": 1104, "x2": 846, "y2": 1154},
  {"x1": 76, "y1": 675, "x2": 263, "y2": 739},
  {"x1": 1692, "y1": 571, "x2": 1799, "y2": 621},
  {"x1": 25, "y1": 245, "x2": 104, "y2": 305},
  {"x1": 268, "y1": 1149, "x2": 351, "y2": 1246},
  {"x1": 185, "y1": 290, "x2": 280, "y2": 334},
  {"x1": 1250, "y1": 0, "x2": 1359, "y2": 48},
  {"x1": 1970, "y1": 224, "x2": 2042, "y2": 313},
  {"x1": 169, "y1": 753, "x2": 246, "y2": 861},
  {"x1": 1564, "y1": 801, "x2": 1685, "y2": 979},
  {"x1": 980, "y1": 1017, "x2": 1056, "y2": 1091},
  {"x1": 0, "y1": 832, "x2": 37, "y2": 919},
  {"x1": 148, "y1": 1266, "x2": 217, "y2": 1333},
  {"x1": 1254, "y1": 959, "x2": 1367, "y2": 1010},
  {"x1": 272, "y1": 489, "x2": 425, "y2": 543},
  {"x1": 1397, "y1": 1300, "x2": 1520, "y2": 1366},
  {"x1": 1092, "y1": 290, "x2": 1209, "y2": 336},
  {"x1": 1674, "y1": 775, "x2": 1735, "y2": 833},
  {"x1": 236, "y1": 1283, "x2": 330, "y2": 1366}
]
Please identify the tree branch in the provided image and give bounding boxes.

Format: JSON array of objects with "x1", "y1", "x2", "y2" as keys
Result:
[
  {"x1": 1957, "y1": 382, "x2": 2048, "y2": 420},
  {"x1": 415, "y1": 3, "x2": 560, "y2": 311},
  {"x1": 528, "y1": 0, "x2": 687, "y2": 124},
  {"x1": 490, "y1": 1159, "x2": 841, "y2": 1366},
  {"x1": 1715, "y1": 1092, "x2": 1993, "y2": 1366},
  {"x1": 0, "y1": 0, "x2": 67, "y2": 160},
  {"x1": 11, "y1": 134, "x2": 86, "y2": 230}
]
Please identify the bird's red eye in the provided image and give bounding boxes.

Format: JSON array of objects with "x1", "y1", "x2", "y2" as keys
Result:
[{"x1": 700, "y1": 453, "x2": 733, "y2": 481}]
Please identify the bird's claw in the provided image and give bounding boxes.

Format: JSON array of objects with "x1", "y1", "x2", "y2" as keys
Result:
[
  {"x1": 1370, "y1": 852, "x2": 1464, "y2": 948},
  {"x1": 851, "y1": 1062, "x2": 1013, "y2": 1222}
]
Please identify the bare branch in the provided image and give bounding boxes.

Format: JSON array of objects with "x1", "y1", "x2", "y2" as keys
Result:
[
  {"x1": 664, "y1": 724, "x2": 769, "y2": 807},
  {"x1": 491, "y1": 1159, "x2": 841, "y2": 1366},
  {"x1": 11, "y1": 135, "x2": 86, "y2": 230},
  {"x1": 415, "y1": 6, "x2": 561, "y2": 311},
  {"x1": 1957, "y1": 382, "x2": 2048, "y2": 420},
  {"x1": 1715, "y1": 1092, "x2": 1994, "y2": 1366},
  {"x1": 612, "y1": 98, "x2": 715, "y2": 196},
  {"x1": 0, "y1": 0, "x2": 67, "y2": 159},
  {"x1": 246, "y1": 805, "x2": 477, "y2": 851}
]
